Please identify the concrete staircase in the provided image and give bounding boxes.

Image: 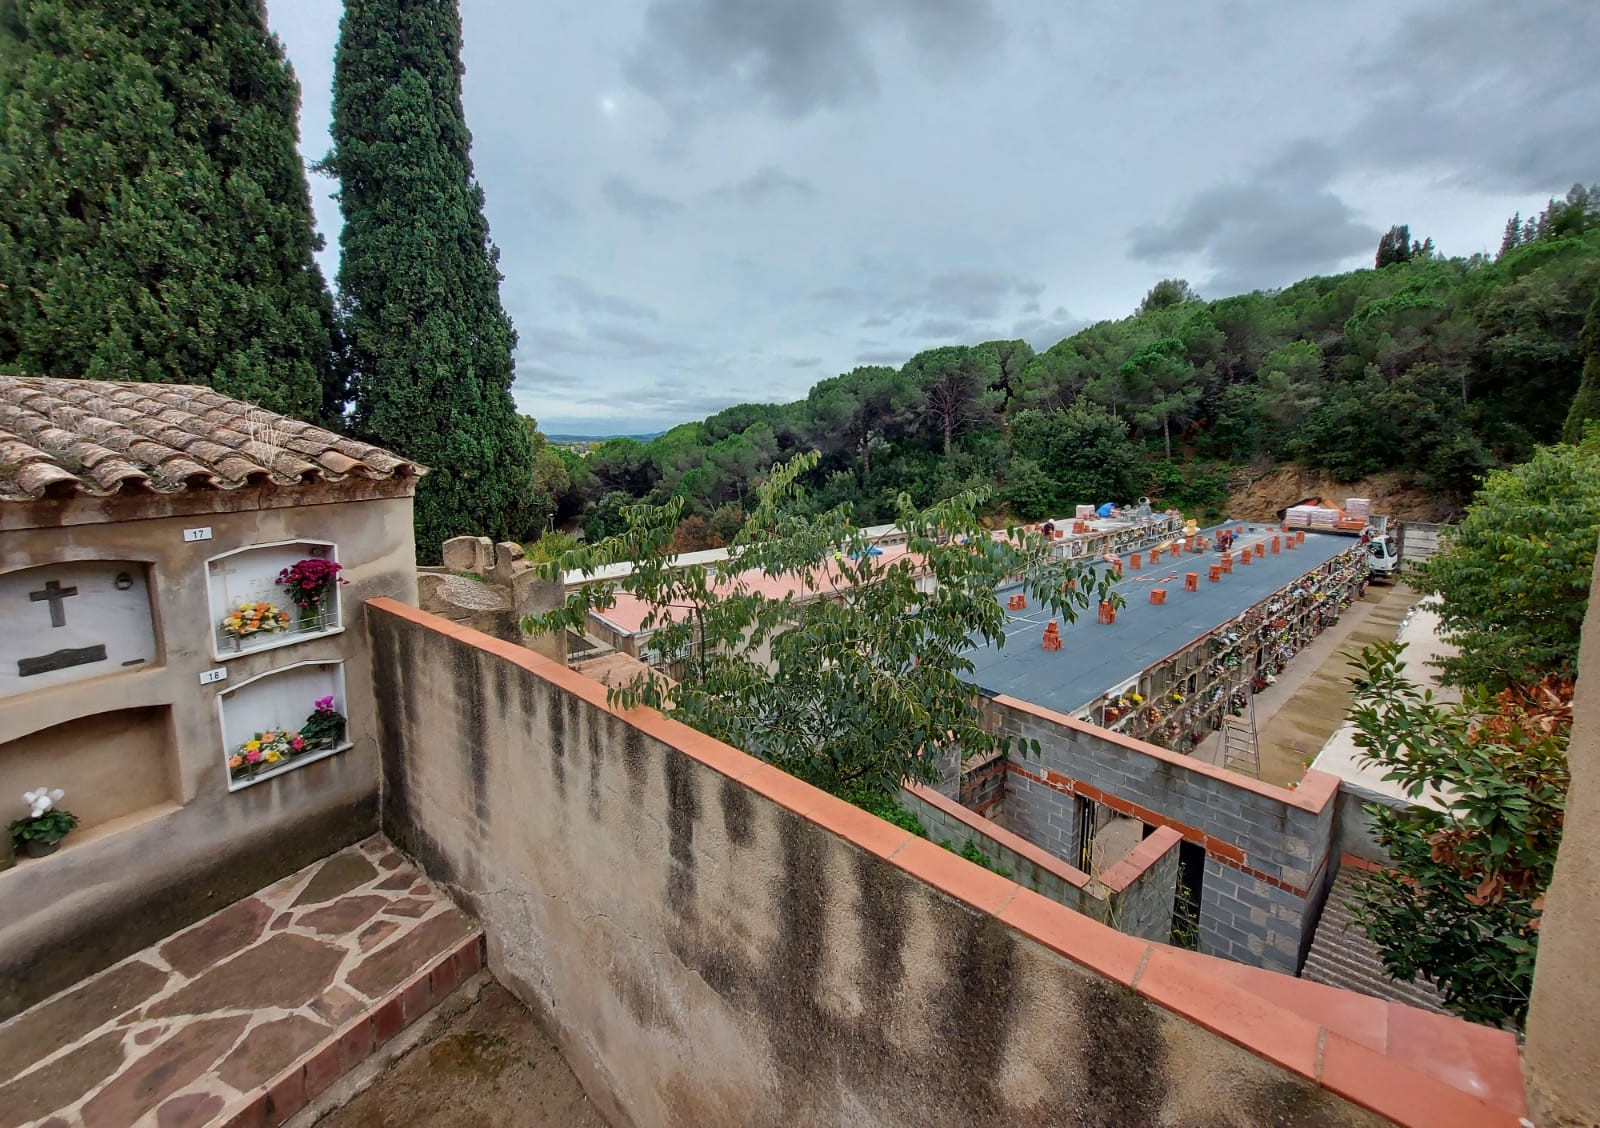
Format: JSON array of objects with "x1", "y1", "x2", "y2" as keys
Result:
[{"x1": 1302, "y1": 865, "x2": 1448, "y2": 1015}]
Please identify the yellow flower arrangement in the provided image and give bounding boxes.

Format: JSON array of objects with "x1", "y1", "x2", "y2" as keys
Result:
[{"x1": 221, "y1": 601, "x2": 291, "y2": 639}]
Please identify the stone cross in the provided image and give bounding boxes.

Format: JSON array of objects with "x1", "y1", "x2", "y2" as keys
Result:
[{"x1": 29, "y1": 579, "x2": 79, "y2": 628}]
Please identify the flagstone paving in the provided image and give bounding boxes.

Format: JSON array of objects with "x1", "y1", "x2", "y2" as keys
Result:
[{"x1": 0, "y1": 836, "x2": 480, "y2": 1128}]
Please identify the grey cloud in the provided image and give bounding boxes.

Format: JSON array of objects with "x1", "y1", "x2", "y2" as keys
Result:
[
  {"x1": 602, "y1": 177, "x2": 685, "y2": 222},
  {"x1": 531, "y1": 188, "x2": 579, "y2": 221},
  {"x1": 785, "y1": 356, "x2": 822, "y2": 368},
  {"x1": 713, "y1": 166, "x2": 818, "y2": 204},
  {"x1": 625, "y1": 0, "x2": 1003, "y2": 120},
  {"x1": 590, "y1": 324, "x2": 691, "y2": 359},
  {"x1": 1129, "y1": 142, "x2": 1379, "y2": 295},
  {"x1": 910, "y1": 316, "x2": 980, "y2": 339},
  {"x1": 1012, "y1": 307, "x2": 1090, "y2": 351},
  {"x1": 1340, "y1": 0, "x2": 1599, "y2": 192},
  {"x1": 908, "y1": 270, "x2": 1043, "y2": 321},
  {"x1": 811, "y1": 285, "x2": 860, "y2": 304},
  {"x1": 857, "y1": 349, "x2": 909, "y2": 365},
  {"x1": 860, "y1": 313, "x2": 895, "y2": 329},
  {"x1": 553, "y1": 275, "x2": 660, "y2": 321},
  {"x1": 595, "y1": 379, "x2": 768, "y2": 418},
  {"x1": 514, "y1": 361, "x2": 585, "y2": 390}
]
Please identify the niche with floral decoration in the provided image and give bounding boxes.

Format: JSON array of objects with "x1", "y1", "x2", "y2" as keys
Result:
[{"x1": 216, "y1": 661, "x2": 349, "y2": 791}]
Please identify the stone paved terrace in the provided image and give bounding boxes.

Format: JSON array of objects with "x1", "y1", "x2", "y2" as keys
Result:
[{"x1": 0, "y1": 837, "x2": 481, "y2": 1128}]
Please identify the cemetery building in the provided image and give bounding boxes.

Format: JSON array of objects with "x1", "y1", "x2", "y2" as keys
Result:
[{"x1": 0, "y1": 375, "x2": 421, "y2": 1013}]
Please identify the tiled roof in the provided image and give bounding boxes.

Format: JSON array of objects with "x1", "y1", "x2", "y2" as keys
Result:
[{"x1": 0, "y1": 376, "x2": 423, "y2": 502}]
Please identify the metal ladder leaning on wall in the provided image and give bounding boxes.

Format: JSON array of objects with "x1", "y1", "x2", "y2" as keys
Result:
[{"x1": 1219, "y1": 694, "x2": 1261, "y2": 778}]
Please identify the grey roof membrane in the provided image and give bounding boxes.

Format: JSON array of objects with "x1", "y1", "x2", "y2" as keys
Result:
[{"x1": 964, "y1": 522, "x2": 1357, "y2": 715}]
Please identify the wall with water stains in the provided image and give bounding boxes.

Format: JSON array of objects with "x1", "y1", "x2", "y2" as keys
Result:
[{"x1": 366, "y1": 599, "x2": 1390, "y2": 1128}]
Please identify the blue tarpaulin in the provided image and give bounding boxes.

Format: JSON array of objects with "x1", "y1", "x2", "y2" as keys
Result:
[{"x1": 1096, "y1": 502, "x2": 1116, "y2": 518}]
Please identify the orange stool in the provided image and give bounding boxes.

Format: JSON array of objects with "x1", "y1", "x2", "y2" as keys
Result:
[
  {"x1": 1130, "y1": 552, "x2": 1142, "y2": 570},
  {"x1": 1208, "y1": 564, "x2": 1222, "y2": 582},
  {"x1": 1042, "y1": 620, "x2": 1062, "y2": 651},
  {"x1": 1271, "y1": 536, "x2": 1280, "y2": 553},
  {"x1": 1254, "y1": 542, "x2": 1264, "y2": 558},
  {"x1": 1098, "y1": 601, "x2": 1117, "y2": 625},
  {"x1": 1150, "y1": 589, "x2": 1167, "y2": 605},
  {"x1": 1240, "y1": 550, "x2": 1252, "y2": 565},
  {"x1": 1184, "y1": 572, "x2": 1199, "y2": 592}
]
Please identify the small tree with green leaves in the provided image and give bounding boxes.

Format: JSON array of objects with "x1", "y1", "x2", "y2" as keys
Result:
[
  {"x1": 1416, "y1": 444, "x2": 1600, "y2": 692},
  {"x1": 1346, "y1": 642, "x2": 1570, "y2": 1028},
  {"x1": 528, "y1": 453, "x2": 1123, "y2": 801}
]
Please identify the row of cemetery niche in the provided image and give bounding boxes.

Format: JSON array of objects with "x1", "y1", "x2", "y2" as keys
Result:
[
  {"x1": 1085, "y1": 546, "x2": 1370, "y2": 752},
  {"x1": 2, "y1": 540, "x2": 351, "y2": 801},
  {"x1": 208, "y1": 540, "x2": 352, "y2": 790}
]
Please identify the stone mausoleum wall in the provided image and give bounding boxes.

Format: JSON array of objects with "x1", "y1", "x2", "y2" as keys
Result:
[
  {"x1": 365, "y1": 597, "x2": 1445, "y2": 1128},
  {"x1": 0, "y1": 483, "x2": 415, "y2": 1017},
  {"x1": 984, "y1": 696, "x2": 1338, "y2": 975}
]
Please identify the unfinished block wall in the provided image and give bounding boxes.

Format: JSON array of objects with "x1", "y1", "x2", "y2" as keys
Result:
[{"x1": 985, "y1": 696, "x2": 1338, "y2": 975}]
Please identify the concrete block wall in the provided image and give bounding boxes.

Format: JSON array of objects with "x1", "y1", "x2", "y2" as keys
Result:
[
  {"x1": 984, "y1": 695, "x2": 1339, "y2": 975},
  {"x1": 899, "y1": 783, "x2": 1181, "y2": 944}
]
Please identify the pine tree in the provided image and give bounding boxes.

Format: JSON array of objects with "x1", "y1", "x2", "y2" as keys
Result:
[
  {"x1": 1375, "y1": 224, "x2": 1414, "y2": 268},
  {"x1": 0, "y1": 0, "x2": 340, "y2": 420},
  {"x1": 1562, "y1": 291, "x2": 1600, "y2": 444},
  {"x1": 325, "y1": 0, "x2": 535, "y2": 557},
  {"x1": 1499, "y1": 213, "x2": 1523, "y2": 257}
]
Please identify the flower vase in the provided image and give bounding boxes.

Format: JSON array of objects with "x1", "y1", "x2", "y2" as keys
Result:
[
  {"x1": 23, "y1": 838, "x2": 60, "y2": 859},
  {"x1": 298, "y1": 604, "x2": 327, "y2": 634}
]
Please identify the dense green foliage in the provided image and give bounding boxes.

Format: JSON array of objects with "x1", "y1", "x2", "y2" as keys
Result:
[
  {"x1": 1348, "y1": 643, "x2": 1569, "y2": 1028},
  {"x1": 326, "y1": 0, "x2": 534, "y2": 557},
  {"x1": 529, "y1": 453, "x2": 1123, "y2": 801},
  {"x1": 555, "y1": 202, "x2": 1600, "y2": 541},
  {"x1": 0, "y1": 0, "x2": 341, "y2": 419},
  {"x1": 1416, "y1": 444, "x2": 1600, "y2": 693}
]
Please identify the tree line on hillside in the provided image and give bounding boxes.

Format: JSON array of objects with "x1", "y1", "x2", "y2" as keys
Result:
[
  {"x1": 557, "y1": 197, "x2": 1600, "y2": 547},
  {"x1": 2, "y1": 0, "x2": 1597, "y2": 558}
]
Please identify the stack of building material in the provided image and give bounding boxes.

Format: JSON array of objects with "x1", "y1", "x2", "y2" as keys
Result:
[
  {"x1": 1345, "y1": 498, "x2": 1371, "y2": 521},
  {"x1": 1309, "y1": 508, "x2": 1339, "y2": 529},
  {"x1": 1284, "y1": 505, "x2": 1320, "y2": 528}
]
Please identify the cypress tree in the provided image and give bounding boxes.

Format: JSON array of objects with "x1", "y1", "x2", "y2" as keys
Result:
[
  {"x1": 1562, "y1": 291, "x2": 1600, "y2": 444},
  {"x1": 325, "y1": 0, "x2": 534, "y2": 557},
  {"x1": 0, "y1": 0, "x2": 341, "y2": 420}
]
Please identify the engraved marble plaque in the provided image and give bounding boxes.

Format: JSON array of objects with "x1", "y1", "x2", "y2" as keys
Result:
[{"x1": 1, "y1": 562, "x2": 157, "y2": 698}]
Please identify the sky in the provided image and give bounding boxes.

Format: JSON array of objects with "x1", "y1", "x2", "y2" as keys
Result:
[{"x1": 264, "y1": 0, "x2": 1598, "y2": 436}]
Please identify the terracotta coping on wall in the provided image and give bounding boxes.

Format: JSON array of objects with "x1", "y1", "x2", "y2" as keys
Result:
[
  {"x1": 1096, "y1": 825, "x2": 1186, "y2": 894},
  {"x1": 990, "y1": 692, "x2": 1342, "y2": 814},
  {"x1": 903, "y1": 782, "x2": 1183, "y2": 897},
  {"x1": 365, "y1": 599, "x2": 1527, "y2": 1127},
  {"x1": 903, "y1": 783, "x2": 1096, "y2": 888}
]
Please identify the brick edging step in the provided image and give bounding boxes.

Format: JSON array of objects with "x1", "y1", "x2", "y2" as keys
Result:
[{"x1": 219, "y1": 930, "x2": 486, "y2": 1128}]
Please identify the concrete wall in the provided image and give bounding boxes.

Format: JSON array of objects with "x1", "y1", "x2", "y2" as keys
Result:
[
  {"x1": 984, "y1": 696, "x2": 1338, "y2": 975},
  {"x1": 1396, "y1": 522, "x2": 1450, "y2": 564},
  {"x1": 0, "y1": 483, "x2": 415, "y2": 1017},
  {"x1": 368, "y1": 600, "x2": 1396, "y2": 1128},
  {"x1": 898, "y1": 783, "x2": 1181, "y2": 943},
  {"x1": 1525, "y1": 551, "x2": 1600, "y2": 1126}
]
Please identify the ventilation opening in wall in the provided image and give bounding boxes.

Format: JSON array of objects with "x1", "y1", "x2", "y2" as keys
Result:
[
  {"x1": 206, "y1": 541, "x2": 343, "y2": 661},
  {"x1": 217, "y1": 661, "x2": 350, "y2": 791}
]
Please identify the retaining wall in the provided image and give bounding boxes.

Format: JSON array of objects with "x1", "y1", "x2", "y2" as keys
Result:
[{"x1": 362, "y1": 598, "x2": 1462, "y2": 1128}]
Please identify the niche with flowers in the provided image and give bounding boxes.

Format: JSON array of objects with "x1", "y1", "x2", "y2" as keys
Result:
[
  {"x1": 205, "y1": 541, "x2": 347, "y2": 660},
  {"x1": 217, "y1": 661, "x2": 350, "y2": 791}
]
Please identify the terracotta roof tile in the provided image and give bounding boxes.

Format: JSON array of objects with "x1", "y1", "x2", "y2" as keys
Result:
[{"x1": 0, "y1": 376, "x2": 424, "y2": 502}]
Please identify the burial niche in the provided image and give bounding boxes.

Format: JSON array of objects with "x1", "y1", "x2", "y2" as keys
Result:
[{"x1": 1, "y1": 562, "x2": 158, "y2": 700}]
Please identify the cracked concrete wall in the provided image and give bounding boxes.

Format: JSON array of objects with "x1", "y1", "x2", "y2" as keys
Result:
[{"x1": 368, "y1": 603, "x2": 1386, "y2": 1128}]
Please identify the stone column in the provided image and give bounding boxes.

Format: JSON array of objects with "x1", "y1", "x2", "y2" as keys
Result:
[{"x1": 1525, "y1": 547, "x2": 1600, "y2": 1125}]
